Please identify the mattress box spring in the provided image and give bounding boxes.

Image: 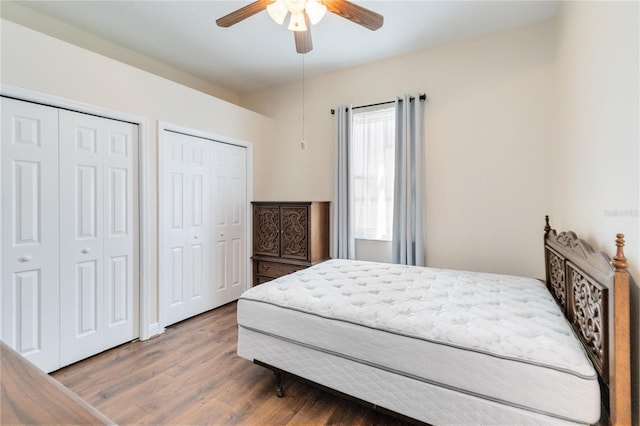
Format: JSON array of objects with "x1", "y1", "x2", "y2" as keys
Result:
[{"x1": 237, "y1": 259, "x2": 600, "y2": 424}]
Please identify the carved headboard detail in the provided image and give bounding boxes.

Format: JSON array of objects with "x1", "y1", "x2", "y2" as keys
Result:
[
  {"x1": 543, "y1": 216, "x2": 631, "y2": 425},
  {"x1": 546, "y1": 248, "x2": 567, "y2": 310},
  {"x1": 568, "y1": 262, "x2": 608, "y2": 380}
]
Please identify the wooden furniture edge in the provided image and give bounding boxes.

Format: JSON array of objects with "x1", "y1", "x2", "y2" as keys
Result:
[
  {"x1": 544, "y1": 216, "x2": 631, "y2": 426},
  {"x1": 0, "y1": 342, "x2": 114, "y2": 425},
  {"x1": 610, "y1": 234, "x2": 631, "y2": 426}
]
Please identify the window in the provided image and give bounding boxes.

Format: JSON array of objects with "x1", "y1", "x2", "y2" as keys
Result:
[{"x1": 351, "y1": 105, "x2": 395, "y2": 241}]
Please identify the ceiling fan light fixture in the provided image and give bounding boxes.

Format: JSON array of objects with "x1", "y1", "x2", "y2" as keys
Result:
[
  {"x1": 288, "y1": 11, "x2": 307, "y2": 31},
  {"x1": 305, "y1": 0, "x2": 326, "y2": 25},
  {"x1": 267, "y1": 0, "x2": 288, "y2": 25},
  {"x1": 217, "y1": 0, "x2": 383, "y2": 53},
  {"x1": 283, "y1": 0, "x2": 306, "y2": 13}
]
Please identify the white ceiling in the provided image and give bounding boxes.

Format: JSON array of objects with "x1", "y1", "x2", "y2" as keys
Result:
[{"x1": 12, "y1": 1, "x2": 559, "y2": 94}]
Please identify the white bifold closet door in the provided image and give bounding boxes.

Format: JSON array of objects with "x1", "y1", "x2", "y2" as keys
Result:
[
  {"x1": 1, "y1": 99, "x2": 61, "y2": 372},
  {"x1": 211, "y1": 141, "x2": 247, "y2": 305},
  {"x1": 58, "y1": 109, "x2": 139, "y2": 367},
  {"x1": 163, "y1": 131, "x2": 212, "y2": 326},
  {"x1": 1, "y1": 97, "x2": 139, "y2": 372},
  {"x1": 162, "y1": 131, "x2": 246, "y2": 327}
]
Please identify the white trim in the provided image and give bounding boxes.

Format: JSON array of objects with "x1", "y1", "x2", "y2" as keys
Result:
[
  {"x1": 147, "y1": 322, "x2": 161, "y2": 338},
  {"x1": 160, "y1": 121, "x2": 254, "y2": 150},
  {"x1": 0, "y1": 84, "x2": 154, "y2": 341},
  {"x1": 158, "y1": 121, "x2": 253, "y2": 329},
  {"x1": 157, "y1": 123, "x2": 168, "y2": 335}
]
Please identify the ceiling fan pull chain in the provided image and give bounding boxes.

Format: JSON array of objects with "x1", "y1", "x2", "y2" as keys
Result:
[{"x1": 302, "y1": 53, "x2": 306, "y2": 146}]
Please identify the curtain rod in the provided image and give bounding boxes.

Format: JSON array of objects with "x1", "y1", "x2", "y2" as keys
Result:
[{"x1": 330, "y1": 93, "x2": 426, "y2": 115}]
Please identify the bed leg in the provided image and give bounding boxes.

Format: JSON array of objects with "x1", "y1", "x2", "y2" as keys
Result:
[{"x1": 274, "y1": 371, "x2": 285, "y2": 397}]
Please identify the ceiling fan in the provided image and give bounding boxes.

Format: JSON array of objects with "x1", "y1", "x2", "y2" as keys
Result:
[{"x1": 216, "y1": 0, "x2": 384, "y2": 54}]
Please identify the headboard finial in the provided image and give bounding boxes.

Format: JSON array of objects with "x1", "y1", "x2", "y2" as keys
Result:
[
  {"x1": 544, "y1": 215, "x2": 551, "y2": 236},
  {"x1": 612, "y1": 233, "x2": 629, "y2": 272}
]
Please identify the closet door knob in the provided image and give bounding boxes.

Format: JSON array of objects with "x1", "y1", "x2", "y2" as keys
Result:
[
  {"x1": 18, "y1": 255, "x2": 32, "y2": 262},
  {"x1": 81, "y1": 248, "x2": 91, "y2": 254}
]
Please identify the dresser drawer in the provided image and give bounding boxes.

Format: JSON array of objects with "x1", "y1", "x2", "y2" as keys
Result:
[
  {"x1": 255, "y1": 276, "x2": 274, "y2": 285},
  {"x1": 255, "y1": 260, "x2": 305, "y2": 279}
]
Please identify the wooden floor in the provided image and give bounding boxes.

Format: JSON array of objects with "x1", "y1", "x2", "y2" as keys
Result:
[{"x1": 52, "y1": 302, "x2": 413, "y2": 425}]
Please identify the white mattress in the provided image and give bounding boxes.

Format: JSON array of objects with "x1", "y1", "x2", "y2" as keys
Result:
[{"x1": 237, "y1": 259, "x2": 600, "y2": 425}]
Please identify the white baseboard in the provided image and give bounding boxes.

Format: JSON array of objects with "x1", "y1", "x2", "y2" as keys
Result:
[{"x1": 146, "y1": 323, "x2": 164, "y2": 339}]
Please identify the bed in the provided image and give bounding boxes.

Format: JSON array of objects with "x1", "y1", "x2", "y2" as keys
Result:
[{"x1": 237, "y1": 218, "x2": 631, "y2": 425}]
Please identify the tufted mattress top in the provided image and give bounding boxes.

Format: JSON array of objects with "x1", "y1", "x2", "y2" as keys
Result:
[{"x1": 237, "y1": 259, "x2": 600, "y2": 424}]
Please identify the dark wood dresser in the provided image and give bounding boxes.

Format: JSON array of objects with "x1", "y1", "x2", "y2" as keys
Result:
[{"x1": 252, "y1": 201, "x2": 330, "y2": 285}]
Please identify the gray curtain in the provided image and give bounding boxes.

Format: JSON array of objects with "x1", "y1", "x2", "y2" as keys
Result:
[
  {"x1": 333, "y1": 105, "x2": 355, "y2": 259},
  {"x1": 392, "y1": 95, "x2": 425, "y2": 266}
]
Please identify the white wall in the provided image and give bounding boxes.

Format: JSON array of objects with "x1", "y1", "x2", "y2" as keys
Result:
[
  {"x1": 241, "y1": 19, "x2": 557, "y2": 279},
  {"x1": 0, "y1": 19, "x2": 274, "y2": 330},
  {"x1": 554, "y1": 2, "x2": 639, "y2": 422},
  {"x1": 0, "y1": 1, "x2": 239, "y2": 104}
]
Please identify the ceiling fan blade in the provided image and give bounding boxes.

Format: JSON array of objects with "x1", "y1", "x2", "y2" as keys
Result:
[
  {"x1": 216, "y1": 0, "x2": 272, "y2": 27},
  {"x1": 324, "y1": 0, "x2": 383, "y2": 31},
  {"x1": 294, "y1": 14, "x2": 313, "y2": 54}
]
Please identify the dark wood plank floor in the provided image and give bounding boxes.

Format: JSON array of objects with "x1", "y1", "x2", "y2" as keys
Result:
[{"x1": 52, "y1": 302, "x2": 413, "y2": 425}]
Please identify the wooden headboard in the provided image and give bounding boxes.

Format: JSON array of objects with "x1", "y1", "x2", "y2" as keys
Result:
[{"x1": 543, "y1": 216, "x2": 631, "y2": 426}]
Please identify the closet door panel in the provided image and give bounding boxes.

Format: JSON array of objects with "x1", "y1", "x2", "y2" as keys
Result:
[
  {"x1": 182, "y1": 140, "x2": 209, "y2": 310},
  {"x1": 2, "y1": 98, "x2": 139, "y2": 372},
  {"x1": 161, "y1": 131, "x2": 247, "y2": 325},
  {"x1": 59, "y1": 111, "x2": 104, "y2": 366},
  {"x1": 212, "y1": 143, "x2": 246, "y2": 305},
  {"x1": 108, "y1": 255, "x2": 128, "y2": 324},
  {"x1": 76, "y1": 260, "x2": 98, "y2": 335},
  {"x1": 104, "y1": 122, "x2": 138, "y2": 332},
  {"x1": 59, "y1": 110, "x2": 138, "y2": 367},
  {"x1": 228, "y1": 154, "x2": 244, "y2": 290},
  {"x1": 168, "y1": 160, "x2": 185, "y2": 317},
  {"x1": 170, "y1": 246, "x2": 184, "y2": 305},
  {"x1": 1, "y1": 98, "x2": 60, "y2": 372},
  {"x1": 215, "y1": 240, "x2": 226, "y2": 291},
  {"x1": 14, "y1": 270, "x2": 42, "y2": 349},
  {"x1": 162, "y1": 131, "x2": 211, "y2": 326},
  {"x1": 231, "y1": 238, "x2": 242, "y2": 286}
]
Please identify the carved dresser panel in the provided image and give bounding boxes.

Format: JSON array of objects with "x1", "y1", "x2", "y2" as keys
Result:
[
  {"x1": 252, "y1": 202, "x2": 330, "y2": 285},
  {"x1": 254, "y1": 205, "x2": 281, "y2": 257}
]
